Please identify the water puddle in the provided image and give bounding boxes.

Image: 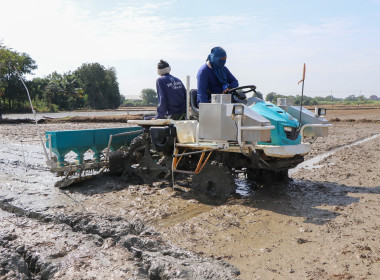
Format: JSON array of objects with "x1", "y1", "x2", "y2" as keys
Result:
[
  {"x1": 0, "y1": 142, "x2": 76, "y2": 212},
  {"x1": 235, "y1": 177, "x2": 251, "y2": 197},
  {"x1": 158, "y1": 204, "x2": 214, "y2": 227}
]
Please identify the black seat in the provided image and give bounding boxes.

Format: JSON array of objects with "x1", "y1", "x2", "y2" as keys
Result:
[
  {"x1": 190, "y1": 89, "x2": 199, "y2": 116},
  {"x1": 149, "y1": 126, "x2": 176, "y2": 155}
]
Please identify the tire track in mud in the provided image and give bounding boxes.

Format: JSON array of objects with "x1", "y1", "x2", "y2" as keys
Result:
[
  {"x1": 0, "y1": 141, "x2": 240, "y2": 279},
  {"x1": 290, "y1": 133, "x2": 380, "y2": 176},
  {"x1": 0, "y1": 197, "x2": 240, "y2": 280},
  {"x1": 0, "y1": 133, "x2": 372, "y2": 279}
]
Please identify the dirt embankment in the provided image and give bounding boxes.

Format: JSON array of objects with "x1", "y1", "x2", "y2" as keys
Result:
[{"x1": 1, "y1": 107, "x2": 380, "y2": 279}]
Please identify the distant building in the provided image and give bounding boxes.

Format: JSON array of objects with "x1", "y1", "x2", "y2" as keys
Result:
[{"x1": 369, "y1": 95, "x2": 379, "y2": 100}]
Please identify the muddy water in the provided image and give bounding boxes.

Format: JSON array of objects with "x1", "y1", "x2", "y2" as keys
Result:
[
  {"x1": 1, "y1": 115, "x2": 380, "y2": 279},
  {"x1": 0, "y1": 142, "x2": 69, "y2": 211}
]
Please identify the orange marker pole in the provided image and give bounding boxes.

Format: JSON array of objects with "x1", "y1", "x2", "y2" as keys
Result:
[{"x1": 298, "y1": 63, "x2": 306, "y2": 127}]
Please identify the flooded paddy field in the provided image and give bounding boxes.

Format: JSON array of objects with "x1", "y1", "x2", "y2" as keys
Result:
[
  {"x1": 1, "y1": 108, "x2": 380, "y2": 279},
  {"x1": 1, "y1": 108, "x2": 156, "y2": 121}
]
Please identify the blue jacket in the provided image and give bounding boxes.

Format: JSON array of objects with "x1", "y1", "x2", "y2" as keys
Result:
[
  {"x1": 156, "y1": 74, "x2": 187, "y2": 119},
  {"x1": 196, "y1": 63, "x2": 238, "y2": 104}
]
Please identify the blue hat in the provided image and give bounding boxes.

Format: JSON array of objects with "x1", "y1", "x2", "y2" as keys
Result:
[
  {"x1": 207, "y1": 47, "x2": 228, "y2": 85},
  {"x1": 208, "y1": 47, "x2": 227, "y2": 68}
]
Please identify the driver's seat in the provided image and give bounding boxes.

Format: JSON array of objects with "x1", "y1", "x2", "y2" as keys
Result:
[{"x1": 190, "y1": 89, "x2": 199, "y2": 116}]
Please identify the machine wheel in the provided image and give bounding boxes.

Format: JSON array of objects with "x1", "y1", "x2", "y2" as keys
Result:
[
  {"x1": 191, "y1": 163, "x2": 236, "y2": 199},
  {"x1": 274, "y1": 169, "x2": 289, "y2": 181},
  {"x1": 131, "y1": 145, "x2": 171, "y2": 185},
  {"x1": 109, "y1": 150, "x2": 126, "y2": 175},
  {"x1": 121, "y1": 133, "x2": 171, "y2": 185}
]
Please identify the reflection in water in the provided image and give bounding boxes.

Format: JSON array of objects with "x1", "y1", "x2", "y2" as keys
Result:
[
  {"x1": 235, "y1": 172, "x2": 284, "y2": 198},
  {"x1": 235, "y1": 176, "x2": 251, "y2": 197}
]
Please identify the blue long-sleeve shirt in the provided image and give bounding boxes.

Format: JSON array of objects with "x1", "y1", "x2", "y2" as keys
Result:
[
  {"x1": 196, "y1": 63, "x2": 239, "y2": 104},
  {"x1": 156, "y1": 74, "x2": 187, "y2": 119}
]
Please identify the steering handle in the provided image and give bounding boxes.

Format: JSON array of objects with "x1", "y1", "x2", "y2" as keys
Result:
[{"x1": 225, "y1": 85, "x2": 257, "y2": 95}]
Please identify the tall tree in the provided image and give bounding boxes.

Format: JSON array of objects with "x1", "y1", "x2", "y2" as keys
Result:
[
  {"x1": 74, "y1": 63, "x2": 121, "y2": 109},
  {"x1": 0, "y1": 43, "x2": 37, "y2": 111},
  {"x1": 44, "y1": 72, "x2": 83, "y2": 110},
  {"x1": 140, "y1": 88, "x2": 158, "y2": 106},
  {"x1": 28, "y1": 77, "x2": 49, "y2": 101},
  {"x1": 345, "y1": 95, "x2": 357, "y2": 101},
  {"x1": 104, "y1": 67, "x2": 121, "y2": 109},
  {"x1": 74, "y1": 63, "x2": 105, "y2": 109}
]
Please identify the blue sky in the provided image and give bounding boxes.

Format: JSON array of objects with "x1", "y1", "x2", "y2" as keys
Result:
[{"x1": 1, "y1": 0, "x2": 380, "y2": 98}]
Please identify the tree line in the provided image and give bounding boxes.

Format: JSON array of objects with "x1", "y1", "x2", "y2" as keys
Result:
[
  {"x1": 2, "y1": 43, "x2": 378, "y2": 114},
  {"x1": 0, "y1": 43, "x2": 122, "y2": 113},
  {"x1": 265, "y1": 92, "x2": 380, "y2": 106}
]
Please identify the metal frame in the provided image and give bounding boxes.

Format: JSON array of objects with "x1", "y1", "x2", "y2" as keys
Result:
[
  {"x1": 300, "y1": 123, "x2": 332, "y2": 142},
  {"x1": 234, "y1": 114, "x2": 275, "y2": 147},
  {"x1": 105, "y1": 129, "x2": 143, "y2": 160},
  {"x1": 172, "y1": 147, "x2": 222, "y2": 174}
]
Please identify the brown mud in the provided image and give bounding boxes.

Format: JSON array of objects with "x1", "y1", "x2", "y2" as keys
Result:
[{"x1": 1, "y1": 108, "x2": 380, "y2": 279}]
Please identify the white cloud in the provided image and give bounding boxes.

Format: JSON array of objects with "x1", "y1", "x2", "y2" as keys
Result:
[
  {"x1": 1, "y1": 0, "x2": 379, "y2": 98},
  {"x1": 0, "y1": 0, "x2": 254, "y2": 66},
  {"x1": 288, "y1": 18, "x2": 355, "y2": 37}
]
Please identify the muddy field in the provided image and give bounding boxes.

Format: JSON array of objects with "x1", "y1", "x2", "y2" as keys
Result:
[{"x1": 1, "y1": 108, "x2": 380, "y2": 279}]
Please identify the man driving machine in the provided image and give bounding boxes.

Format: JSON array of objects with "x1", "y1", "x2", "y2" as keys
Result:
[{"x1": 196, "y1": 46, "x2": 239, "y2": 104}]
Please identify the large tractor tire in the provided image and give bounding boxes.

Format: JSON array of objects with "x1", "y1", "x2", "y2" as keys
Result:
[{"x1": 191, "y1": 163, "x2": 236, "y2": 199}]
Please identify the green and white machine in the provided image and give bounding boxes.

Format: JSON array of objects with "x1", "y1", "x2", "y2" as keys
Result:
[
  {"x1": 122, "y1": 85, "x2": 331, "y2": 198},
  {"x1": 43, "y1": 84, "x2": 331, "y2": 196}
]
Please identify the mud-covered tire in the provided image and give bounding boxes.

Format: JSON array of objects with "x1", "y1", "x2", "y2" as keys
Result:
[
  {"x1": 109, "y1": 150, "x2": 126, "y2": 175},
  {"x1": 121, "y1": 133, "x2": 171, "y2": 184},
  {"x1": 275, "y1": 169, "x2": 289, "y2": 181},
  {"x1": 191, "y1": 164, "x2": 236, "y2": 199}
]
